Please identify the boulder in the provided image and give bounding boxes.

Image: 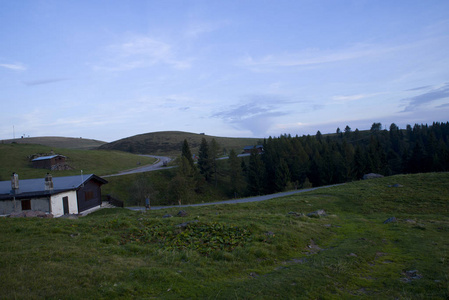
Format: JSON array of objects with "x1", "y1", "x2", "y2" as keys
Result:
[
  {"x1": 307, "y1": 209, "x2": 327, "y2": 218},
  {"x1": 363, "y1": 173, "x2": 384, "y2": 180},
  {"x1": 383, "y1": 217, "x2": 397, "y2": 224},
  {"x1": 177, "y1": 210, "x2": 188, "y2": 217}
]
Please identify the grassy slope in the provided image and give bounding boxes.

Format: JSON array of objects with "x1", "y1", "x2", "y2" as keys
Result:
[
  {"x1": 0, "y1": 143, "x2": 156, "y2": 180},
  {"x1": 1, "y1": 173, "x2": 448, "y2": 299},
  {"x1": 98, "y1": 131, "x2": 261, "y2": 156},
  {"x1": 1, "y1": 136, "x2": 106, "y2": 150}
]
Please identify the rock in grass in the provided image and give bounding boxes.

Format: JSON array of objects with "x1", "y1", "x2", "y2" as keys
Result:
[
  {"x1": 307, "y1": 209, "x2": 327, "y2": 218},
  {"x1": 362, "y1": 173, "x2": 384, "y2": 180},
  {"x1": 383, "y1": 217, "x2": 397, "y2": 224},
  {"x1": 177, "y1": 210, "x2": 188, "y2": 217},
  {"x1": 162, "y1": 214, "x2": 173, "y2": 218},
  {"x1": 175, "y1": 220, "x2": 199, "y2": 228},
  {"x1": 388, "y1": 183, "x2": 404, "y2": 188}
]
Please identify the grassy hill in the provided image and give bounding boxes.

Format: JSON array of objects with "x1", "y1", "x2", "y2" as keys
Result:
[
  {"x1": 0, "y1": 143, "x2": 156, "y2": 180},
  {"x1": 99, "y1": 131, "x2": 261, "y2": 156},
  {"x1": 1, "y1": 136, "x2": 106, "y2": 150},
  {"x1": 1, "y1": 172, "x2": 448, "y2": 298}
]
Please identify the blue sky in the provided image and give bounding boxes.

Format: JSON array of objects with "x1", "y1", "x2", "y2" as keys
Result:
[{"x1": 1, "y1": 0, "x2": 449, "y2": 142}]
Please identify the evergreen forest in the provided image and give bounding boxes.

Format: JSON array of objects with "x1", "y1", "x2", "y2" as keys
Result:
[{"x1": 176, "y1": 122, "x2": 449, "y2": 200}]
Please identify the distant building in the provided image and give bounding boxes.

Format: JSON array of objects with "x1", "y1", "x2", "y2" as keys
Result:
[
  {"x1": 31, "y1": 155, "x2": 67, "y2": 170},
  {"x1": 0, "y1": 173, "x2": 107, "y2": 217},
  {"x1": 243, "y1": 145, "x2": 264, "y2": 154}
]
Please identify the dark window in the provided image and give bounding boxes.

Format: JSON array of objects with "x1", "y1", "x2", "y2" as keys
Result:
[
  {"x1": 21, "y1": 200, "x2": 31, "y2": 210},
  {"x1": 85, "y1": 190, "x2": 94, "y2": 201}
]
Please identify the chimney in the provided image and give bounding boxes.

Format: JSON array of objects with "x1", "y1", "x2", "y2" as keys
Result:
[
  {"x1": 11, "y1": 172, "x2": 19, "y2": 192},
  {"x1": 45, "y1": 173, "x2": 54, "y2": 191}
]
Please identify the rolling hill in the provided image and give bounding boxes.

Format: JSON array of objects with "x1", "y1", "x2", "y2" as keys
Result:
[
  {"x1": 99, "y1": 131, "x2": 262, "y2": 156},
  {"x1": 1, "y1": 136, "x2": 106, "y2": 150}
]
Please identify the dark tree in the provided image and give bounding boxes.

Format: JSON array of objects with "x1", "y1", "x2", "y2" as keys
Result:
[
  {"x1": 181, "y1": 139, "x2": 194, "y2": 169},
  {"x1": 247, "y1": 149, "x2": 265, "y2": 195},
  {"x1": 198, "y1": 138, "x2": 213, "y2": 181},
  {"x1": 228, "y1": 149, "x2": 245, "y2": 197}
]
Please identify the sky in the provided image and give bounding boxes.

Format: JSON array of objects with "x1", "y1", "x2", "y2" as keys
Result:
[{"x1": 1, "y1": 0, "x2": 449, "y2": 142}]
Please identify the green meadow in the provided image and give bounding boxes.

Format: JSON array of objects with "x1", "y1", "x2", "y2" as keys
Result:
[
  {"x1": 0, "y1": 143, "x2": 156, "y2": 180},
  {"x1": 1, "y1": 172, "x2": 448, "y2": 299}
]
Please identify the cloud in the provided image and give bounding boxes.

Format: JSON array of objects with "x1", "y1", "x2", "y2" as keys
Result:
[
  {"x1": 406, "y1": 85, "x2": 432, "y2": 91},
  {"x1": 95, "y1": 36, "x2": 191, "y2": 71},
  {"x1": 403, "y1": 82, "x2": 449, "y2": 111},
  {"x1": 240, "y1": 43, "x2": 404, "y2": 70},
  {"x1": 23, "y1": 78, "x2": 70, "y2": 86},
  {"x1": 212, "y1": 94, "x2": 290, "y2": 137},
  {"x1": 184, "y1": 20, "x2": 229, "y2": 39},
  {"x1": 332, "y1": 92, "x2": 385, "y2": 103},
  {"x1": 0, "y1": 63, "x2": 26, "y2": 71}
]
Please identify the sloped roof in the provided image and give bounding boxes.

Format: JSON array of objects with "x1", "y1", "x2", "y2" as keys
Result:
[
  {"x1": 0, "y1": 174, "x2": 107, "y2": 200},
  {"x1": 31, "y1": 155, "x2": 66, "y2": 162}
]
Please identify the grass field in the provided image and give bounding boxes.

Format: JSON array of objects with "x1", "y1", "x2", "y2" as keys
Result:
[
  {"x1": 0, "y1": 143, "x2": 156, "y2": 180},
  {"x1": 1, "y1": 172, "x2": 448, "y2": 299},
  {"x1": 1, "y1": 136, "x2": 106, "y2": 149}
]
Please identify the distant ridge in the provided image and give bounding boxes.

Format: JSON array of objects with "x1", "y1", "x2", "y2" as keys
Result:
[
  {"x1": 99, "y1": 131, "x2": 261, "y2": 156},
  {"x1": 1, "y1": 136, "x2": 106, "y2": 150}
]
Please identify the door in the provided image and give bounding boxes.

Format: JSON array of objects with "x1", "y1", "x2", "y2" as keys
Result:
[{"x1": 63, "y1": 197, "x2": 69, "y2": 215}]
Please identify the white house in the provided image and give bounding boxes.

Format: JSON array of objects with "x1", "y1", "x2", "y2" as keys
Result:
[{"x1": 0, "y1": 173, "x2": 108, "y2": 217}]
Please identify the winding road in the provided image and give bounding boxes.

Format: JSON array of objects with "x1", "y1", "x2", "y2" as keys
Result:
[
  {"x1": 127, "y1": 184, "x2": 342, "y2": 211},
  {"x1": 103, "y1": 155, "x2": 173, "y2": 177}
]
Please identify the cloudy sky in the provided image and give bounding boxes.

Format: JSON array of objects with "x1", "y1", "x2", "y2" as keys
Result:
[{"x1": 1, "y1": 1, "x2": 449, "y2": 142}]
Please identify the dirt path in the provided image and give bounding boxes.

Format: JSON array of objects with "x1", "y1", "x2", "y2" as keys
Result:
[{"x1": 127, "y1": 184, "x2": 342, "y2": 211}]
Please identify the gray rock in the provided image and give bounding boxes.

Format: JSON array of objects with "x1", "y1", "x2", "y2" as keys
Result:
[
  {"x1": 307, "y1": 209, "x2": 327, "y2": 218},
  {"x1": 175, "y1": 220, "x2": 199, "y2": 228},
  {"x1": 383, "y1": 217, "x2": 397, "y2": 224},
  {"x1": 388, "y1": 183, "x2": 404, "y2": 188},
  {"x1": 177, "y1": 210, "x2": 188, "y2": 217},
  {"x1": 363, "y1": 173, "x2": 384, "y2": 180},
  {"x1": 162, "y1": 214, "x2": 173, "y2": 218}
]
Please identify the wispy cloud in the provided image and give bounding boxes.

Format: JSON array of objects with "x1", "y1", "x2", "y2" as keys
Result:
[
  {"x1": 240, "y1": 43, "x2": 404, "y2": 70},
  {"x1": 212, "y1": 94, "x2": 290, "y2": 137},
  {"x1": 332, "y1": 93, "x2": 382, "y2": 102},
  {"x1": 23, "y1": 78, "x2": 70, "y2": 86},
  {"x1": 0, "y1": 63, "x2": 27, "y2": 71},
  {"x1": 403, "y1": 82, "x2": 449, "y2": 111},
  {"x1": 184, "y1": 20, "x2": 230, "y2": 39},
  {"x1": 95, "y1": 35, "x2": 191, "y2": 71}
]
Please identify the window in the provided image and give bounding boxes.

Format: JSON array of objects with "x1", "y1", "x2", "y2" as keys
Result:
[
  {"x1": 21, "y1": 200, "x2": 31, "y2": 210},
  {"x1": 84, "y1": 190, "x2": 94, "y2": 201}
]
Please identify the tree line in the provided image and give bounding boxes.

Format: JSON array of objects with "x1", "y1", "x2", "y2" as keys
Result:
[{"x1": 165, "y1": 122, "x2": 449, "y2": 204}]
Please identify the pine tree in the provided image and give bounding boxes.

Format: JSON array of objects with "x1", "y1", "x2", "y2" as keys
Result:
[
  {"x1": 228, "y1": 149, "x2": 245, "y2": 197},
  {"x1": 181, "y1": 139, "x2": 194, "y2": 169},
  {"x1": 247, "y1": 149, "x2": 265, "y2": 195},
  {"x1": 198, "y1": 138, "x2": 213, "y2": 181},
  {"x1": 275, "y1": 158, "x2": 291, "y2": 191}
]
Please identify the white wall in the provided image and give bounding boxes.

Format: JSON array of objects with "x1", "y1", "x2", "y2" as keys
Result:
[{"x1": 50, "y1": 190, "x2": 78, "y2": 217}]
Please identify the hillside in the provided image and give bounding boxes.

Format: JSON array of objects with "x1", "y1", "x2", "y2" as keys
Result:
[
  {"x1": 99, "y1": 131, "x2": 261, "y2": 156},
  {"x1": 1, "y1": 172, "x2": 448, "y2": 298},
  {"x1": 1, "y1": 136, "x2": 106, "y2": 150},
  {"x1": 0, "y1": 143, "x2": 155, "y2": 180}
]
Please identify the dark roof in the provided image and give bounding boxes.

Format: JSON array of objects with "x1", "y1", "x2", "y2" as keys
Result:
[
  {"x1": 243, "y1": 145, "x2": 264, "y2": 150},
  {"x1": 0, "y1": 174, "x2": 107, "y2": 200},
  {"x1": 31, "y1": 155, "x2": 66, "y2": 162}
]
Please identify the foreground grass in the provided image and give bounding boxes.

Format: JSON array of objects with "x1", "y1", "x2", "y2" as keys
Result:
[
  {"x1": 1, "y1": 173, "x2": 448, "y2": 299},
  {"x1": 0, "y1": 143, "x2": 156, "y2": 180}
]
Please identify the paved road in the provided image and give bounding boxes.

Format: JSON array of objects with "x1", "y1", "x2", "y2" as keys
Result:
[
  {"x1": 104, "y1": 153, "x2": 250, "y2": 177},
  {"x1": 103, "y1": 155, "x2": 173, "y2": 177},
  {"x1": 127, "y1": 184, "x2": 342, "y2": 211}
]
